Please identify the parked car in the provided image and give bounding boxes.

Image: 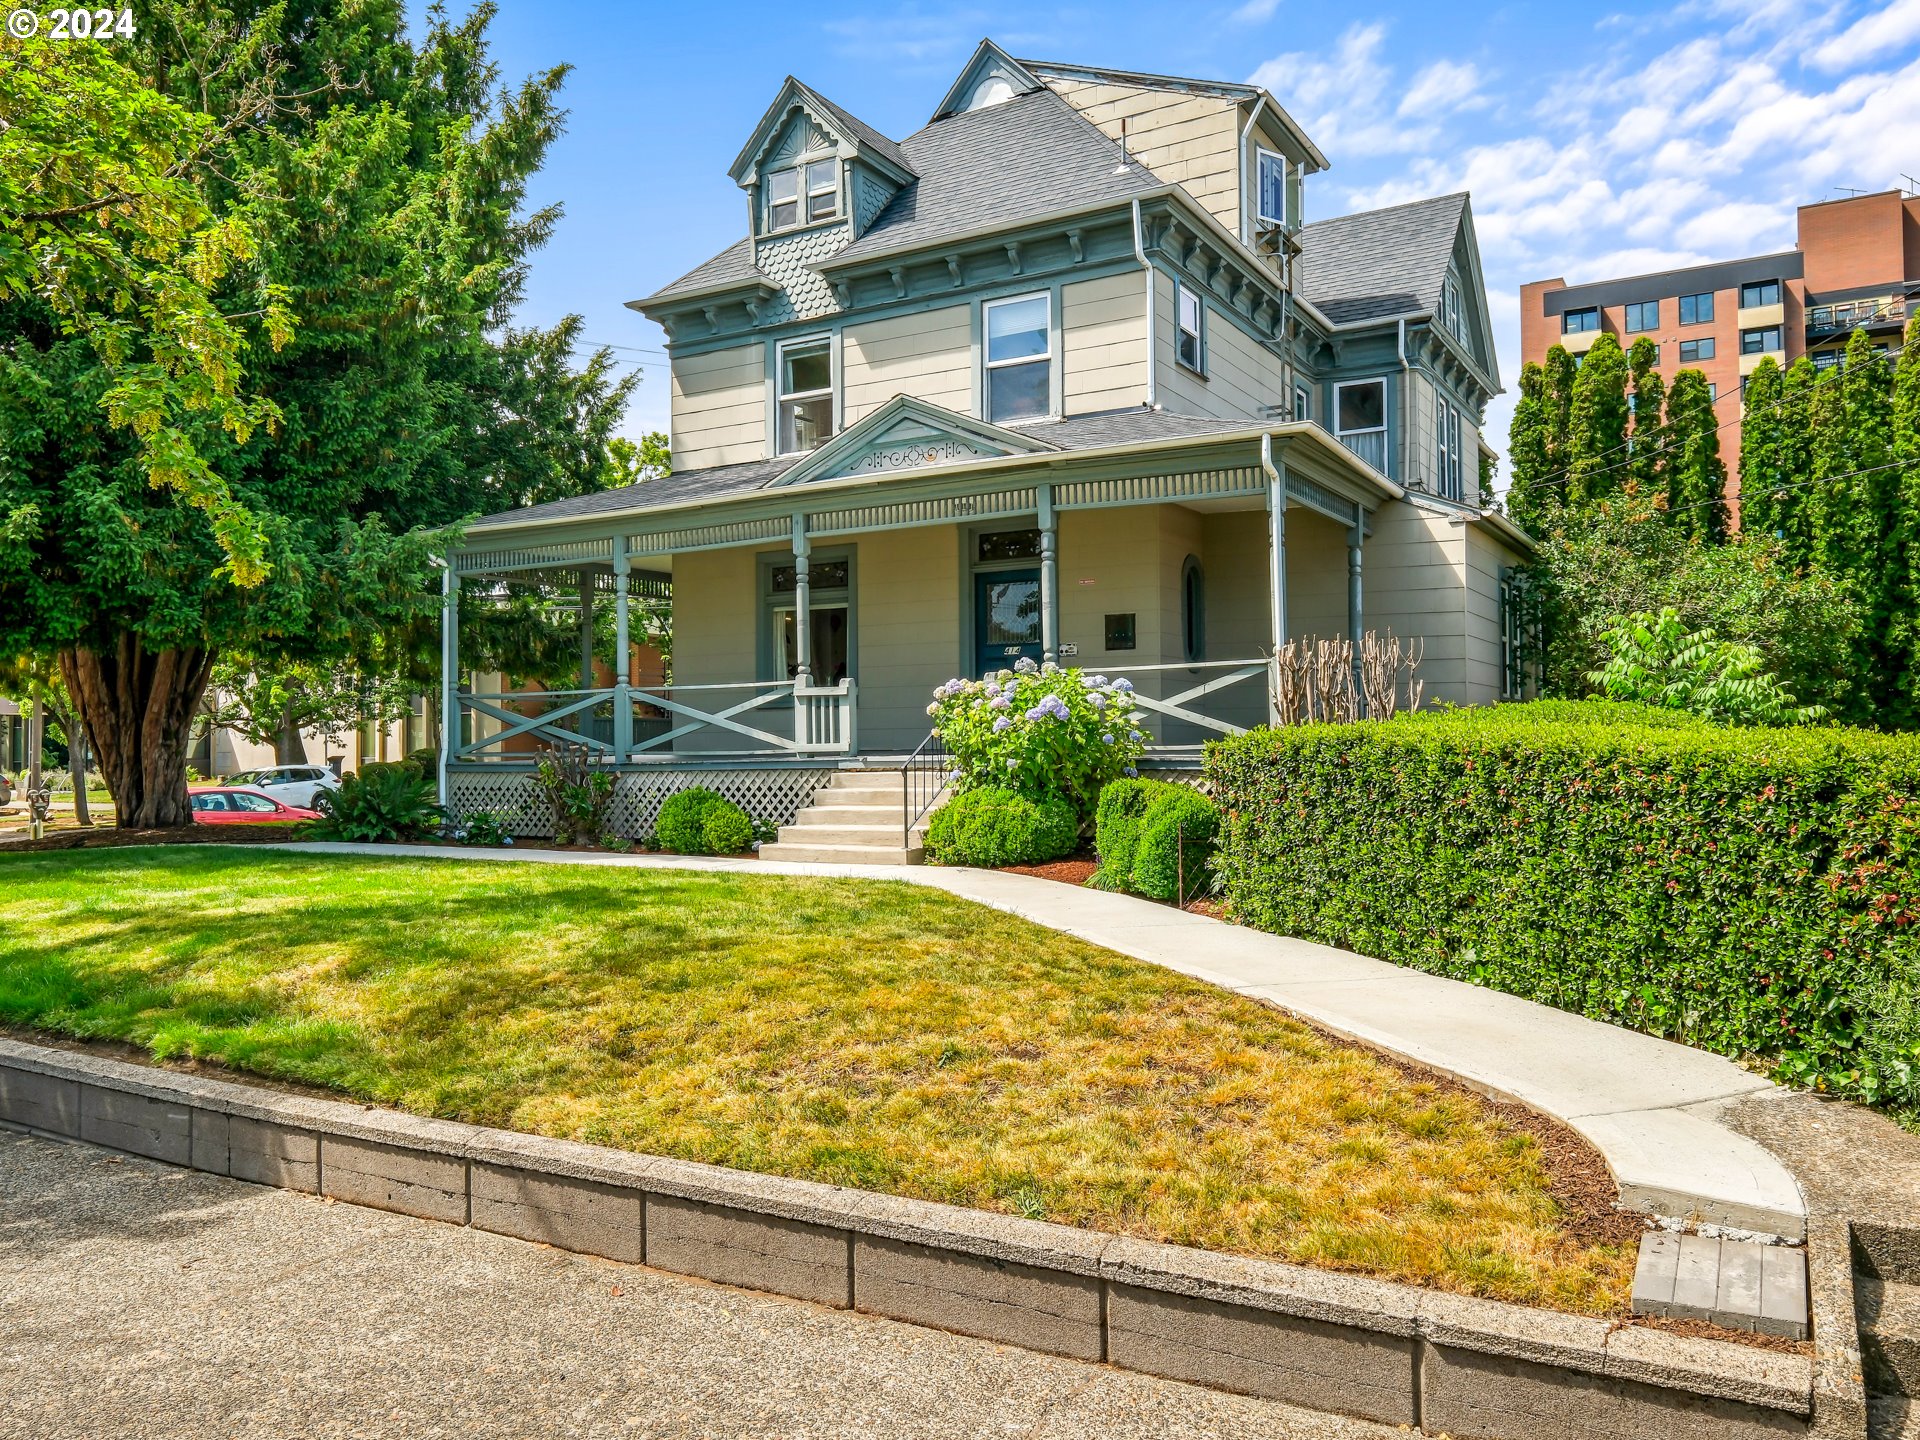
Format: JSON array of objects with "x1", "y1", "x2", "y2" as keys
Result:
[
  {"x1": 188, "y1": 786, "x2": 321, "y2": 824},
  {"x1": 224, "y1": 764, "x2": 339, "y2": 814}
]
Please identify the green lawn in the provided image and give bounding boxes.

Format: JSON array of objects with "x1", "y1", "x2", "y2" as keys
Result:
[{"x1": 0, "y1": 848, "x2": 1634, "y2": 1312}]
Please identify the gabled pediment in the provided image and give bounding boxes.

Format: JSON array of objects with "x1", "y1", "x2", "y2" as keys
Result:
[
  {"x1": 771, "y1": 395, "x2": 1061, "y2": 487},
  {"x1": 931, "y1": 40, "x2": 1043, "y2": 121},
  {"x1": 728, "y1": 77, "x2": 916, "y2": 190}
]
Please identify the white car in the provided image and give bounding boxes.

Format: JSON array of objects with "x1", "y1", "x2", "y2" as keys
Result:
[{"x1": 226, "y1": 764, "x2": 340, "y2": 814}]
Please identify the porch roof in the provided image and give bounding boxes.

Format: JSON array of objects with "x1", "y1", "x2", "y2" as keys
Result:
[{"x1": 467, "y1": 408, "x2": 1393, "y2": 541}]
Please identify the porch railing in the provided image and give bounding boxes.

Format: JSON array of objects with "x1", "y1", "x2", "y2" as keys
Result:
[
  {"x1": 1116, "y1": 658, "x2": 1270, "y2": 750},
  {"x1": 454, "y1": 679, "x2": 856, "y2": 761},
  {"x1": 898, "y1": 730, "x2": 952, "y2": 849}
]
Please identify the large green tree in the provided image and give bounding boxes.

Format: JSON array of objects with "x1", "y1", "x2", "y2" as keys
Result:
[
  {"x1": 1894, "y1": 315, "x2": 1920, "y2": 727},
  {"x1": 1737, "y1": 356, "x2": 1784, "y2": 539},
  {"x1": 0, "y1": 2, "x2": 633, "y2": 825},
  {"x1": 1566, "y1": 333, "x2": 1629, "y2": 506},
  {"x1": 1771, "y1": 357, "x2": 1821, "y2": 567},
  {"x1": 1504, "y1": 360, "x2": 1556, "y2": 531},
  {"x1": 1627, "y1": 337, "x2": 1666, "y2": 501}
]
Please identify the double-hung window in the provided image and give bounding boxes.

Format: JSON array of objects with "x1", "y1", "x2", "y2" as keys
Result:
[
  {"x1": 1624, "y1": 300, "x2": 1659, "y2": 332},
  {"x1": 1334, "y1": 378, "x2": 1388, "y2": 473},
  {"x1": 767, "y1": 158, "x2": 837, "y2": 231},
  {"x1": 1256, "y1": 149, "x2": 1288, "y2": 228},
  {"x1": 1175, "y1": 284, "x2": 1205, "y2": 374},
  {"x1": 1435, "y1": 398, "x2": 1464, "y2": 502},
  {"x1": 983, "y1": 293, "x2": 1052, "y2": 423},
  {"x1": 1679, "y1": 292, "x2": 1714, "y2": 325},
  {"x1": 1563, "y1": 307, "x2": 1600, "y2": 334},
  {"x1": 776, "y1": 337, "x2": 833, "y2": 454},
  {"x1": 1679, "y1": 337, "x2": 1714, "y2": 363}
]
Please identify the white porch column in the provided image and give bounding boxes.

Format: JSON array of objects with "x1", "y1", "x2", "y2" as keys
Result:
[
  {"x1": 790, "y1": 513, "x2": 812, "y2": 687},
  {"x1": 1348, "y1": 517, "x2": 1366, "y2": 711},
  {"x1": 437, "y1": 557, "x2": 457, "y2": 805},
  {"x1": 612, "y1": 537, "x2": 632, "y2": 760},
  {"x1": 1038, "y1": 482, "x2": 1058, "y2": 666},
  {"x1": 1265, "y1": 448, "x2": 1288, "y2": 724}
]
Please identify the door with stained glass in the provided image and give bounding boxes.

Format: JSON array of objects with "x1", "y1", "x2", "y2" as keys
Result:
[{"x1": 975, "y1": 569, "x2": 1042, "y2": 675}]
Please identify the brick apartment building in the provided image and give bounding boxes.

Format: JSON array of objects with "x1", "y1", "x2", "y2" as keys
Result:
[{"x1": 1521, "y1": 188, "x2": 1920, "y2": 513}]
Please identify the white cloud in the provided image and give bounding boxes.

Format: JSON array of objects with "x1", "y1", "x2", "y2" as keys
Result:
[
  {"x1": 1398, "y1": 59, "x2": 1486, "y2": 119},
  {"x1": 1248, "y1": 22, "x2": 1434, "y2": 156},
  {"x1": 1808, "y1": 0, "x2": 1920, "y2": 69},
  {"x1": 1230, "y1": 0, "x2": 1283, "y2": 23}
]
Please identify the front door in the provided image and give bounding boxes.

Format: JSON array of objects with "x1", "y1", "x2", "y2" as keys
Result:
[{"x1": 975, "y1": 568, "x2": 1043, "y2": 676}]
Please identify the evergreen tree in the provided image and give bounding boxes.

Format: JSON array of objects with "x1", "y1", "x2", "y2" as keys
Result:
[
  {"x1": 1627, "y1": 337, "x2": 1667, "y2": 501},
  {"x1": 1892, "y1": 314, "x2": 1920, "y2": 728},
  {"x1": 1773, "y1": 358, "x2": 1821, "y2": 568},
  {"x1": 1664, "y1": 370, "x2": 1729, "y2": 542},
  {"x1": 1831, "y1": 328, "x2": 1900, "y2": 722},
  {"x1": 1738, "y1": 357, "x2": 1784, "y2": 539},
  {"x1": 1505, "y1": 361, "x2": 1557, "y2": 531},
  {"x1": 1567, "y1": 333, "x2": 1630, "y2": 506},
  {"x1": 1544, "y1": 344, "x2": 1578, "y2": 477}
]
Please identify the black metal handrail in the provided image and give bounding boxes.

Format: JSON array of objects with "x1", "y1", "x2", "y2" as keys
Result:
[{"x1": 899, "y1": 730, "x2": 951, "y2": 849}]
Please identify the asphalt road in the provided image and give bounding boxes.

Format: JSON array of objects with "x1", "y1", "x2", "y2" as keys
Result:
[{"x1": 0, "y1": 1131, "x2": 1401, "y2": 1440}]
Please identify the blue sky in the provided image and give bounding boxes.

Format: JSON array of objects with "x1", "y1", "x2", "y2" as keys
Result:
[{"x1": 448, "y1": 0, "x2": 1920, "y2": 464}]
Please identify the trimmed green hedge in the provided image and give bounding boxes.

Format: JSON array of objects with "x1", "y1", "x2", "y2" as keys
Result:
[
  {"x1": 924, "y1": 788, "x2": 1077, "y2": 868},
  {"x1": 655, "y1": 788, "x2": 756, "y2": 856},
  {"x1": 1093, "y1": 778, "x2": 1220, "y2": 903},
  {"x1": 1207, "y1": 700, "x2": 1920, "y2": 1116}
]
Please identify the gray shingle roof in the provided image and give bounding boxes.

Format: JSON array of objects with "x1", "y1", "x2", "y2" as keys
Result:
[
  {"x1": 468, "y1": 409, "x2": 1252, "y2": 534},
  {"x1": 829, "y1": 87, "x2": 1162, "y2": 268},
  {"x1": 643, "y1": 238, "x2": 766, "y2": 305},
  {"x1": 1296, "y1": 193, "x2": 1468, "y2": 325}
]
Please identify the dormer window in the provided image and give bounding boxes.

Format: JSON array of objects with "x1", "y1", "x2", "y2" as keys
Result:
[
  {"x1": 768, "y1": 158, "x2": 838, "y2": 231},
  {"x1": 1256, "y1": 150, "x2": 1287, "y2": 228}
]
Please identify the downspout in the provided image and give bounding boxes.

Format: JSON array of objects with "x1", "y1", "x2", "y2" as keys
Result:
[
  {"x1": 1132, "y1": 197, "x2": 1158, "y2": 410},
  {"x1": 1396, "y1": 316, "x2": 1410, "y2": 485},
  {"x1": 1260, "y1": 432, "x2": 1287, "y2": 723}
]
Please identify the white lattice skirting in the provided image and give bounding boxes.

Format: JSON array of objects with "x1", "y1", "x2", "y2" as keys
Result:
[{"x1": 447, "y1": 768, "x2": 834, "y2": 841}]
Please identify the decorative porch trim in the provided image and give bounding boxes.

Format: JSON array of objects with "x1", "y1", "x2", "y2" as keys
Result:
[
  {"x1": 629, "y1": 516, "x2": 791, "y2": 556},
  {"x1": 454, "y1": 538, "x2": 613, "y2": 577},
  {"x1": 1052, "y1": 465, "x2": 1262, "y2": 510},
  {"x1": 806, "y1": 486, "x2": 1039, "y2": 537}
]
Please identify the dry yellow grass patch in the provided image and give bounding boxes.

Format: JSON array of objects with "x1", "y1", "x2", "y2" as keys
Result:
[{"x1": 0, "y1": 847, "x2": 1634, "y2": 1312}]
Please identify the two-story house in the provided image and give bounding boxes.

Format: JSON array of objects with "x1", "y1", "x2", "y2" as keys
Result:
[{"x1": 443, "y1": 41, "x2": 1531, "y2": 853}]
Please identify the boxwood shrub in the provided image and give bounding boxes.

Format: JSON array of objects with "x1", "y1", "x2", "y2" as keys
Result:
[
  {"x1": 924, "y1": 788, "x2": 1078, "y2": 868},
  {"x1": 655, "y1": 788, "x2": 757, "y2": 856},
  {"x1": 1093, "y1": 778, "x2": 1220, "y2": 903},
  {"x1": 1206, "y1": 700, "x2": 1920, "y2": 1116}
]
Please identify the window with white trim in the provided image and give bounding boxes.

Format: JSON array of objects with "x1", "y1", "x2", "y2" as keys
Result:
[
  {"x1": 766, "y1": 158, "x2": 838, "y2": 232},
  {"x1": 983, "y1": 293, "x2": 1052, "y2": 423},
  {"x1": 1256, "y1": 149, "x2": 1288, "y2": 227},
  {"x1": 1175, "y1": 284, "x2": 1205, "y2": 374},
  {"x1": 1334, "y1": 378, "x2": 1388, "y2": 472},
  {"x1": 1293, "y1": 382, "x2": 1312, "y2": 423},
  {"x1": 1435, "y1": 397, "x2": 1465, "y2": 502},
  {"x1": 776, "y1": 337, "x2": 834, "y2": 454}
]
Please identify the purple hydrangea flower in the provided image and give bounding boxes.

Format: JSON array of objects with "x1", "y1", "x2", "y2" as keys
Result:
[
  {"x1": 1014, "y1": 657, "x2": 1038, "y2": 674},
  {"x1": 1123, "y1": 766, "x2": 1139, "y2": 777},
  {"x1": 1112, "y1": 678, "x2": 1134, "y2": 693},
  {"x1": 1088, "y1": 693, "x2": 1106, "y2": 709},
  {"x1": 1006, "y1": 758, "x2": 1019, "y2": 770},
  {"x1": 989, "y1": 694, "x2": 1010, "y2": 710},
  {"x1": 1024, "y1": 694, "x2": 1071, "y2": 722},
  {"x1": 1101, "y1": 733, "x2": 1114, "y2": 744},
  {"x1": 992, "y1": 716, "x2": 1012, "y2": 733}
]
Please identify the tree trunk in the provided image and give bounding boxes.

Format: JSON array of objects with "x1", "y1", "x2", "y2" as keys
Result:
[
  {"x1": 70, "y1": 724, "x2": 92, "y2": 827},
  {"x1": 275, "y1": 702, "x2": 304, "y2": 765},
  {"x1": 61, "y1": 640, "x2": 214, "y2": 829}
]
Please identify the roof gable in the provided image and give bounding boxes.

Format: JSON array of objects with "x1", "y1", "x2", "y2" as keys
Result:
[
  {"x1": 728, "y1": 77, "x2": 915, "y2": 190},
  {"x1": 930, "y1": 40, "x2": 1044, "y2": 122},
  {"x1": 1297, "y1": 192, "x2": 1469, "y2": 326},
  {"x1": 770, "y1": 395, "x2": 1061, "y2": 487}
]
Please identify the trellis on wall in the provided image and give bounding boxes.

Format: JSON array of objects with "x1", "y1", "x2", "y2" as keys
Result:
[{"x1": 447, "y1": 767, "x2": 834, "y2": 841}]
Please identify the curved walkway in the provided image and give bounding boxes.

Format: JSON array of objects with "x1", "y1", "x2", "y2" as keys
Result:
[{"x1": 268, "y1": 842, "x2": 1808, "y2": 1239}]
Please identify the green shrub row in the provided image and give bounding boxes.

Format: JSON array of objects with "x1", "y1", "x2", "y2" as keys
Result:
[
  {"x1": 1206, "y1": 700, "x2": 1920, "y2": 1115},
  {"x1": 923, "y1": 788, "x2": 1077, "y2": 868},
  {"x1": 1092, "y1": 778, "x2": 1220, "y2": 903}
]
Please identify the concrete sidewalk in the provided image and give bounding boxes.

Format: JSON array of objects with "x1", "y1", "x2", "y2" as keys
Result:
[
  {"x1": 0, "y1": 1130, "x2": 1399, "y2": 1440},
  {"x1": 267, "y1": 842, "x2": 1808, "y2": 1238}
]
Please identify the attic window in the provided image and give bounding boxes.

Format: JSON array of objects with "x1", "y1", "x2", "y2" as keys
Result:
[
  {"x1": 965, "y1": 73, "x2": 1017, "y2": 111},
  {"x1": 1256, "y1": 150, "x2": 1287, "y2": 228},
  {"x1": 768, "y1": 158, "x2": 837, "y2": 231}
]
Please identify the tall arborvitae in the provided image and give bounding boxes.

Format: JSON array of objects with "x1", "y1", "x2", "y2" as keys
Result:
[
  {"x1": 1544, "y1": 345, "x2": 1578, "y2": 478},
  {"x1": 1838, "y1": 328, "x2": 1900, "y2": 721},
  {"x1": 1567, "y1": 333, "x2": 1631, "y2": 506},
  {"x1": 1664, "y1": 370, "x2": 1729, "y2": 542},
  {"x1": 1506, "y1": 360, "x2": 1557, "y2": 531},
  {"x1": 1892, "y1": 314, "x2": 1920, "y2": 729},
  {"x1": 1738, "y1": 356, "x2": 1784, "y2": 539},
  {"x1": 1627, "y1": 337, "x2": 1667, "y2": 500},
  {"x1": 1774, "y1": 358, "x2": 1820, "y2": 567}
]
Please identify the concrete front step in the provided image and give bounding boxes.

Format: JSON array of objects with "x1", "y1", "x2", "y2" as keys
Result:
[
  {"x1": 757, "y1": 840, "x2": 924, "y2": 865},
  {"x1": 812, "y1": 787, "x2": 907, "y2": 807},
  {"x1": 775, "y1": 823, "x2": 921, "y2": 847},
  {"x1": 1863, "y1": 1277, "x2": 1920, "y2": 1398},
  {"x1": 790, "y1": 804, "x2": 907, "y2": 825}
]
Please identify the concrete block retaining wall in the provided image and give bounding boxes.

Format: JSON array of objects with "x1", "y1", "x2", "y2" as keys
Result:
[{"x1": 0, "y1": 1036, "x2": 1814, "y2": 1439}]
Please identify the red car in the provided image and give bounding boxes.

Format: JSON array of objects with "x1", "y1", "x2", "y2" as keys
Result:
[{"x1": 188, "y1": 785, "x2": 321, "y2": 824}]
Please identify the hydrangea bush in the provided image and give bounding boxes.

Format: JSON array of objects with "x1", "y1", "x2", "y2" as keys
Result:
[{"x1": 928, "y1": 659, "x2": 1149, "y2": 818}]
